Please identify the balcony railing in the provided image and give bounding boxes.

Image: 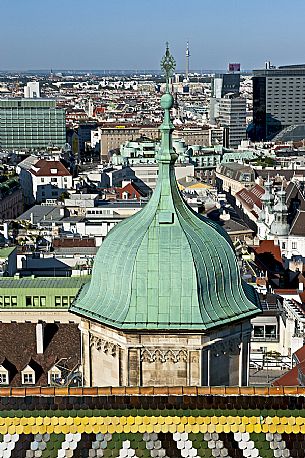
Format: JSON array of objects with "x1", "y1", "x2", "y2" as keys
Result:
[{"x1": 251, "y1": 335, "x2": 280, "y2": 342}]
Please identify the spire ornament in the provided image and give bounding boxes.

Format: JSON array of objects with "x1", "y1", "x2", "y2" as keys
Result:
[
  {"x1": 161, "y1": 42, "x2": 176, "y2": 91},
  {"x1": 158, "y1": 43, "x2": 176, "y2": 163}
]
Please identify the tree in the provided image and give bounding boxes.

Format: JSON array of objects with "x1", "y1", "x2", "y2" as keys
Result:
[{"x1": 59, "y1": 191, "x2": 70, "y2": 202}]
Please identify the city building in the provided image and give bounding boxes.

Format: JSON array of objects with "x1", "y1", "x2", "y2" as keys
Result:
[
  {"x1": 70, "y1": 47, "x2": 260, "y2": 387},
  {"x1": 250, "y1": 293, "x2": 288, "y2": 369},
  {"x1": 0, "y1": 246, "x2": 17, "y2": 276},
  {"x1": 112, "y1": 137, "x2": 188, "y2": 166},
  {"x1": 77, "y1": 122, "x2": 98, "y2": 153},
  {"x1": 209, "y1": 126, "x2": 224, "y2": 146},
  {"x1": 97, "y1": 125, "x2": 210, "y2": 163},
  {"x1": 0, "y1": 276, "x2": 86, "y2": 322},
  {"x1": 274, "y1": 344, "x2": 305, "y2": 386},
  {"x1": 257, "y1": 179, "x2": 305, "y2": 260},
  {"x1": 0, "y1": 99, "x2": 66, "y2": 150},
  {"x1": 172, "y1": 126, "x2": 209, "y2": 147},
  {"x1": 0, "y1": 276, "x2": 88, "y2": 386},
  {"x1": 206, "y1": 206, "x2": 255, "y2": 242},
  {"x1": 64, "y1": 193, "x2": 99, "y2": 216},
  {"x1": 98, "y1": 125, "x2": 160, "y2": 161},
  {"x1": 216, "y1": 162, "x2": 256, "y2": 196},
  {"x1": 210, "y1": 72, "x2": 241, "y2": 124},
  {"x1": 24, "y1": 81, "x2": 40, "y2": 98},
  {"x1": 252, "y1": 65, "x2": 305, "y2": 141},
  {"x1": 100, "y1": 163, "x2": 194, "y2": 190},
  {"x1": 17, "y1": 157, "x2": 73, "y2": 204},
  {"x1": 212, "y1": 73, "x2": 241, "y2": 99},
  {"x1": 218, "y1": 94, "x2": 247, "y2": 148},
  {"x1": 0, "y1": 321, "x2": 81, "y2": 386},
  {"x1": 113, "y1": 137, "x2": 159, "y2": 165},
  {"x1": 0, "y1": 177, "x2": 23, "y2": 219},
  {"x1": 235, "y1": 183, "x2": 265, "y2": 223},
  {"x1": 16, "y1": 199, "x2": 145, "y2": 247}
]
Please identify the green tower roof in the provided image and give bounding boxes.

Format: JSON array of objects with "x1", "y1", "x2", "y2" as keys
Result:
[{"x1": 70, "y1": 45, "x2": 260, "y2": 331}]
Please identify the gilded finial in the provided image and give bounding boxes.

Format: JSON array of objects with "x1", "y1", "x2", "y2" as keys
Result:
[{"x1": 160, "y1": 42, "x2": 176, "y2": 91}]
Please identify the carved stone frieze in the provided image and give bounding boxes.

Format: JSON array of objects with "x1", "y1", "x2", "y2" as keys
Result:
[
  {"x1": 89, "y1": 334, "x2": 119, "y2": 357},
  {"x1": 140, "y1": 348, "x2": 188, "y2": 363}
]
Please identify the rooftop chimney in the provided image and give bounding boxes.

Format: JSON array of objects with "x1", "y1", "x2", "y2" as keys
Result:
[
  {"x1": 219, "y1": 209, "x2": 231, "y2": 221},
  {"x1": 36, "y1": 322, "x2": 44, "y2": 354}
]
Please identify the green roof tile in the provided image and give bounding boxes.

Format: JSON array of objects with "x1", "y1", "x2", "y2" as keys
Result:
[
  {"x1": 0, "y1": 246, "x2": 16, "y2": 258},
  {"x1": 0, "y1": 276, "x2": 89, "y2": 308}
]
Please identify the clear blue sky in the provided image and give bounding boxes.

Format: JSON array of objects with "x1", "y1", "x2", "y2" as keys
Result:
[{"x1": 1, "y1": 0, "x2": 304, "y2": 71}]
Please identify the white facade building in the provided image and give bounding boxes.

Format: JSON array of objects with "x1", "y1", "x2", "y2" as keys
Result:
[
  {"x1": 257, "y1": 179, "x2": 305, "y2": 260},
  {"x1": 17, "y1": 158, "x2": 73, "y2": 204},
  {"x1": 24, "y1": 81, "x2": 40, "y2": 98},
  {"x1": 250, "y1": 295, "x2": 304, "y2": 372},
  {"x1": 95, "y1": 163, "x2": 194, "y2": 190}
]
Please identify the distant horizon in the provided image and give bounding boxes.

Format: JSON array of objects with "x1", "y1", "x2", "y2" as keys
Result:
[{"x1": 0, "y1": 68, "x2": 252, "y2": 75}]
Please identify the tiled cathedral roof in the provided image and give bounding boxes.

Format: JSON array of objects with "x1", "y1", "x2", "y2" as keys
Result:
[{"x1": 0, "y1": 388, "x2": 305, "y2": 457}]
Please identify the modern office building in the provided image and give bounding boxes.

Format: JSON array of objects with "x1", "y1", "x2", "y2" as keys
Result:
[
  {"x1": 211, "y1": 73, "x2": 241, "y2": 98},
  {"x1": 252, "y1": 65, "x2": 305, "y2": 141},
  {"x1": 0, "y1": 99, "x2": 66, "y2": 150},
  {"x1": 210, "y1": 73, "x2": 240, "y2": 124},
  {"x1": 218, "y1": 94, "x2": 247, "y2": 148},
  {"x1": 24, "y1": 81, "x2": 40, "y2": 98}
]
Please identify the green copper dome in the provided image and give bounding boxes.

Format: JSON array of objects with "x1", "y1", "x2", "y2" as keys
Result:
[{"x1": 70, "y1": 46, "x2": 260, "y2": 331}]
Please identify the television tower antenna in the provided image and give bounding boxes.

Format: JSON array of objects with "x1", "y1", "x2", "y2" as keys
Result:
[{"x1": 186, "y1": 41, "x2": 190, "y2": 81}]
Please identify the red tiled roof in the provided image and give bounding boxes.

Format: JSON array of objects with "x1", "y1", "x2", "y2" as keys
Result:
[
  {"x1": 30, "y1": 160, "x2": 71, "y2": 177},
  {"x1": 53, "y1": 238, "x2": 96, "y2": 248},
  {"x1": 252, "y1": 240, "x2": 283, "y2": 266},
  {"x1": 294, "y1": 345, "x2": 305, "y2": 364},
  {"x1": 273, "y1": 289, "x2": 298, "y2": 295},
  {"x1": 251, "y1": 184, "x2": 265, "y2": 198},
  {"x1": 299, "y1": 291, "x2": 305, "y2": 304},
  {"x1": 116, "y1": 182, "x2": 146, "y2": 199},
  {"x1": 273, "y1": 363, "x2": 301, "y2": 386},
  {"x1": 93, "y1": 107, "x2": 105, "y2": 115},
  {"x1": 236, "y1": 184, "x2": 264, "y2": 211},
  {"x1": 274, "y1": 345, "x2": 305, "y2": 386},
  {"x1": 273, "y1": 144, "x2": 291, "y2": 151},
  {"x1": 0, "y1": 323, "x2": 80, "y2": 386}
]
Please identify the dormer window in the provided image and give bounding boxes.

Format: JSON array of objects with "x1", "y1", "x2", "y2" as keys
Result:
[
  {"x1": 48, "y1": 365, "x2": 62, "y2": 385},
  {"x1": 21, "y1": 365, "x2": 35, "y2": 385},
  {"x1": 0, "y1": 366, "x2": 9, "y2": 385},
  {"x1": 51, "y1": 168, "x2": 58, "y2": 174}
]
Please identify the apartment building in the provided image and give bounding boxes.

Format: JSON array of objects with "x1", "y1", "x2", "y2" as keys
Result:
[{"x1": 252, "y1": 65, "x2": 305, "y2": 140}]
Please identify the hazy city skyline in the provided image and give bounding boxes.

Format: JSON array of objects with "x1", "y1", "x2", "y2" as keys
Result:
[{"x1": 1, "y1": 0, "x2": 305, "y2": 71}]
